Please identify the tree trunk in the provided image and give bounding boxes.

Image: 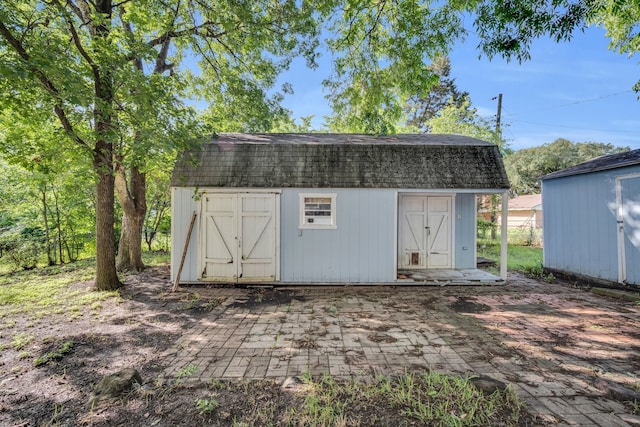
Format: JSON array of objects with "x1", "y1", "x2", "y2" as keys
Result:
[
  {"x1": 94, "y1": 145, "x2": 121, "y2": 290},
  {"x1": 92, "y1": 0, "x2": 121, "y2": 291},
  {"x1": 115, "y1": 163, "x2": 146, "y2": 272},
  {"x1": 40, "y1": 184, "x2": 55, "y2": 266}
]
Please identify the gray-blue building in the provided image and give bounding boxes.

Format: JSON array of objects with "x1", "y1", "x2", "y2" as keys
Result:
[
  {"x1": 542, "y1": 149, "x2": 640, "y2": 287},
  {"x1": 170, "y1": 133, "x2": 510, "y2": 285}
]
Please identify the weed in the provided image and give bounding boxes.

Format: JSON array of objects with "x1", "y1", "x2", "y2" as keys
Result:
[
  {"x1": 177, "y1": 365, "x2": 198, "y2": 381},
  {"x1": 288, "y1": 370, "x2": 528, "y2": 426},
  {"x1": 33, "y1": 340, "x2": 74, "y2": 367},
  {"x1": 17, "y1": 350, "x2": 31, "y2": 360},
  {"x1": 520, "y1": 260, "x2": 555, "y2": 282},
  {"x1": 195, "y1": 397, "x2": 219, "y2": 415},
  {"x1": 50, "y1": 403, "x2": 64, "y2": 425}
]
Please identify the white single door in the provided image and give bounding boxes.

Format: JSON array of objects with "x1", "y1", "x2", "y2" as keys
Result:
[
  {"x1": 616, "y1": 174, "x2": 640, "y2": 285},
  {"x1": 201, "y1": 193, "x2": 278, "y2": 282},
  {"x1": 426, "y1": 196, "x2": 452, "y2": 268},
  {"x1": 202, "y1": 194, "x2": 237, "y2": 281},
  {"x1": 399, "y1": 196, "x2": 428, "y2": 268},
  {"x1": 239, "y1": 194, "x2": 278, "y2": 282},
  {"x1": 399, "y1": 195, "x2": 452, "y2": 269}
]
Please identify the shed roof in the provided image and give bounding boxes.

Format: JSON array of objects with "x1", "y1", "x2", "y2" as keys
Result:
[
  {"x1": 541, "y1": 149, "x2": 640, "y2": 180},
  {"x1": 171, "y1": 133, "x2": 510, "y2": 190}
]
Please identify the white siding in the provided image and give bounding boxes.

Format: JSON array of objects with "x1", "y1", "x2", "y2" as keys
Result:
[
  {"x1": 170, "y1": 188, "x2": 200, "y2": 282},
  {"x1": 543, "y1": 165, "x2": 640, "y2": 284},
  {"x1": 172, "y1": 187, "x2": 481, "y2": 283},
  {"x1": 280, "y1": 188, "x2": 396, "y2": 283},
  {"x1": 455, "y1": 193, "x2": 476, "y2": 269}
]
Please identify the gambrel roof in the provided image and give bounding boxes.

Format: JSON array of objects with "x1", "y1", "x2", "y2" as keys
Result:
[{"x1": 171, "y1": 133, "x2": 510, "y2": 190}]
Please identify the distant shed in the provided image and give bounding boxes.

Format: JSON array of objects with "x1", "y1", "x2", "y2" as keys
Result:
[
  {"x1": 541, "y1": 149, "x2": 640, "y2": 287},
  {"x1": 170, "y1": 133, "x2": 510, "y2": 285}
]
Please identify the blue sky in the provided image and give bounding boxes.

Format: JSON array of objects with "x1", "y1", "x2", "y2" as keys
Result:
[{"x1": 276, "y1": 25, "x2": 639, "y2": 151}]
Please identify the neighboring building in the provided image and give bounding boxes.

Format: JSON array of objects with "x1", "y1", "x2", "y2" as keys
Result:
[
  {"x1": 505, "y1": 194, "x2": 543, "y2": 229},
  {"x1": 481, "y1": 194, "x2": 543, "y2": 229},
  {"x1": 170, "y1": 133, "x2": 510, "y2": 285},
  {"x1": 542, "y1": 149, "x2": 640, "y2": 287}
]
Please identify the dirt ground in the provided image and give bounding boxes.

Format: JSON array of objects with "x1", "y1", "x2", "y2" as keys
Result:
[{"x1": 1, "y1": 265, "x2": 639, "y2": 426}]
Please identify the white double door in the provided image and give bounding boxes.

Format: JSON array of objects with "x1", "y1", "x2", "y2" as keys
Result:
[
  {"x1": 200, "y1": 193, "x2": 279, "y2": 282},
  {"x1": 399, "y1": 195, "x2": 452, "y2": 269}
]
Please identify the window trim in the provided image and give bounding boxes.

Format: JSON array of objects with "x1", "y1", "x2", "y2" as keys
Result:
[{"x1": 299, "y1": 193, "x2": 337, "y2": 229}]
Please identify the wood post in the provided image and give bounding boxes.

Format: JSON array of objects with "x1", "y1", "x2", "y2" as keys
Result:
[{"x1": 172, "y1": 211, "x2": 197, "y2": 292}]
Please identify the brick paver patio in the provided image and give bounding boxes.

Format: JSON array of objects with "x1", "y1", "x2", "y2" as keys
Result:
[{"x1": 163, "y1": 274, "x2": 640, "y2": 426}]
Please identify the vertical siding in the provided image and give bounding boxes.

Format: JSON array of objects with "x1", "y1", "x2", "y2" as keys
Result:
[
  {"x1": 543, "y1": 165, "x2": 640, "y2": 283},
  {"x1": 620, "y1": 175, "x2": 640, "y2": 285},
  {"x1": 170, "y1": 188, "x2": 200, "y2": 282},
  {"x1": 280, "y1": 189, "x2": 396, "y2": 282},
  {"x1": 454, "y1": 193, "x2": 476, "y2": 269}
]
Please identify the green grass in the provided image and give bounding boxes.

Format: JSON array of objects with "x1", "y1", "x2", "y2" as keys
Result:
[
  {"x1": 285, "y1": 371, "x2": 527, "y2": 426},
  {"x1": 477, "y1": 242, "x2": 543, "y2": 273},
  {"x1": 0, "y1": 258, "x2": 120, "y2": 326},
  {"x1": 0, "y1": 252, "x2": 168, "y2": 324}
]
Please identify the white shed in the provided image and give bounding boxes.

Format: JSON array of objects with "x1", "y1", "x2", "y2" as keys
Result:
[
  {"x1": 542, "y1": 149, "x2": 640, "y2": 287},
  {"x1": 170, "y1": 133, "x2": 510, "y2": 285}
]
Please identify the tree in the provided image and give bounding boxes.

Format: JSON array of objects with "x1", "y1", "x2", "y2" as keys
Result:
[
  {"x1": 504, "y1": 138, "x2": 630, "y2": 194},
  {"x1": 426, "y1": 96, "x2": 507, "y2": 239},
  {"x1": 474, "y1": 0, "x2": 640, "y2": 89},
  {"x1": 0, "y1": 0, "x2": 320, "y2": 289},
  {"x1": 428, "y1": 97, "x2": 505, "y2": 148},
  {"x1": 404, "y1": 57, "x2": 469, "y2": 132},
  {"x1": 323, "y1": 2, "x2": 467, "y2": 134}
]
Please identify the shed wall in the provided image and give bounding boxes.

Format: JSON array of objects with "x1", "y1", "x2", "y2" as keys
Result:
[
  {"x1": 543, "y1": 164, "x2": 640, "y2": 284},
  {"x1": 171, "y1": 187, "x2": 479, "y2": 283},
  {"x1": 171, "y1": 188, "x2": 200, "y2": 282},
  {"x1": 455, "y1": 193, "x2": 476, "y2": 269},
  {"x1": 280, "y1": 188, "x2": 396, "y2": 282}
]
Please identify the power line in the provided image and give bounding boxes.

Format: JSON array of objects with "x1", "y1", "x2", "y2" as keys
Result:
[
  {"x1": 509, "y1": 119, "x2": 639, "y2": 133},
  {"x1": 504, "y1": 90, "x2": 635, "y2": 117}
]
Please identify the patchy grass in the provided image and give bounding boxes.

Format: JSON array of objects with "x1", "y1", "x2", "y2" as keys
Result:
[
  {"x1": 33, "y1": 340, "x2": 74, "y2": 367},
  {"x1": 284, "y1": 371, "x2": 528, "y2": 426},
  {"x1": 0, "y1": 258, "x2": 119, "y2": 326}
]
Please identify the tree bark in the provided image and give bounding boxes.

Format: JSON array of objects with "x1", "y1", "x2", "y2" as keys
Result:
[
  {"x1": 115, "y1": 163, "x2": 146, "y2": 272},
  {"x1": 94, "y1": 145, "x2": 121, "y2": 290},
  {"x1": 92, "y1": 0, "x2": 121, "y2": 291},
  {"x1": 40, "y1": 184, "x2": 55, "y2": 266}
]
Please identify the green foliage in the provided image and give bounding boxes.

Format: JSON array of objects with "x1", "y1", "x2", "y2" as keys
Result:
[
  {"x1": 323, "y1": 1, "x2": 467, "y2": 134},
  {"x1": 195, "y1": 397, "x2": 219, "y2": 416},
  {"x1": 405, "y1": 56, "x2": 470, "y2": 132},
  {"x1": 473, "y1": 0, "x2": 639, "y2": 89},
  {"x1": 504, "y1": 138, "x2": 630, "y2": 194},
  {"x1": 474, "y1": 0, "x2": 590, "y2": 63},
  {"x1": 33, "y1": 340, "x2": 74, "y2": 367},
  {"x1": 521, "y1": 260, "x2": 555, "y2": 283},
  {"x1": 428, "y1": 96, "x2": 505, "y2": 148},
  {"x1": 176, "y1": 365, "x2": 199, "y2": 381}
]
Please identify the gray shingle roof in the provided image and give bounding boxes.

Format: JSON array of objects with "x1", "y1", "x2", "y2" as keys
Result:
[
  {"x1": 171, "y1": 133, "x2": 510, "y2": 190},
  {"x1": 541, "y1": 148, "x2": 640, "y2": 180}
]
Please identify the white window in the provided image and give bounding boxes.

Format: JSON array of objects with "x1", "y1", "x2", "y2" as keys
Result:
[{"x1": 299, "y1": 193, "x2": 337, "y2": 229}]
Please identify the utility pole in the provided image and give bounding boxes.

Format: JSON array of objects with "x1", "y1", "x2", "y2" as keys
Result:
[
  {"x1": 493, "y1": 93, "x2": 503, "y2": 140},
  {"x1": 490, "y1": 93, "x2": 503, "y2": 240}
]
